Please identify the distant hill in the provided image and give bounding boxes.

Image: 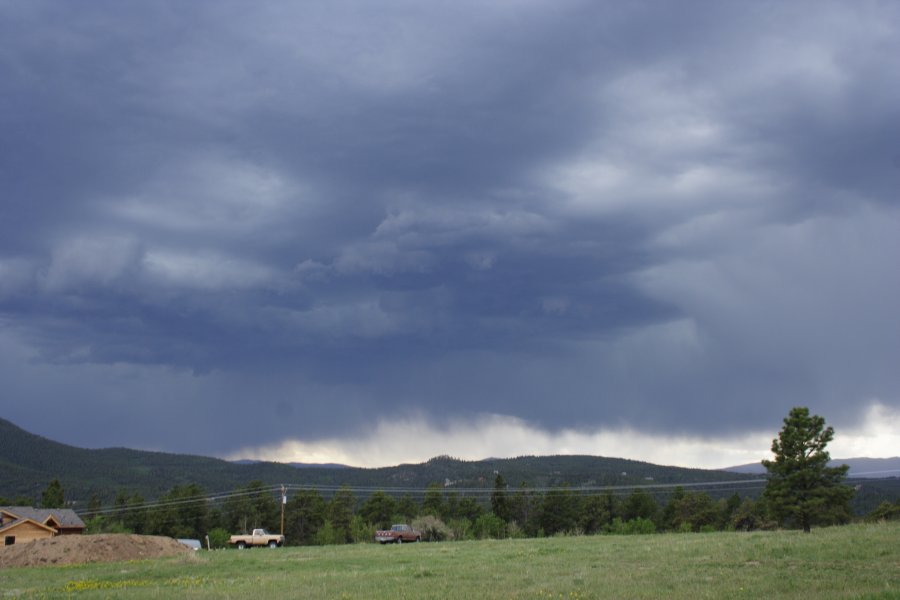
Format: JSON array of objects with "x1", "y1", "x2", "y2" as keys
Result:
[
  {"x1": 1, "y1": 417, "x2": 757, "y2": 505},
  {"x1": 725, "y1": 457, "x2": 900, "y2": 479},
  {"x1": 0, "y1": 417, "x2": 306, "y2": 503},
  {"x1": 233, "y1": 459, "x2": 349, "y2": 469},
  {"x1": 4, "y1": 417, "x2": 897, "y2": 514},
  {"x1": 288, "y1": 462, "x2": 350, "y2": 470}
]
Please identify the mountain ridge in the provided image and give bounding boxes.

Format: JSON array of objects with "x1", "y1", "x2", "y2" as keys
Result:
[
  {"x1": 725, "y1": 457, "x2": 900, "y2": 479},
  {"x1": 1, "y1": 417, "x2": 759, "y2": 502}
]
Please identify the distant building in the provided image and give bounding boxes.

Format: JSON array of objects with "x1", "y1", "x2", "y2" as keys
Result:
[{"x1": 0, "y1": 507, "x2": 85, "y2": 545}]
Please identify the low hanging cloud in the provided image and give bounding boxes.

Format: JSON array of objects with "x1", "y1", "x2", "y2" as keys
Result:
[{"x1": 229, "y1": 403, "x2": 900, "y2": 470}]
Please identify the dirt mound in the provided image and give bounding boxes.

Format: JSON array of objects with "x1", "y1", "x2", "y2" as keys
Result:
[{"x1": 0, "y1": 534, "x2": 193, "y2": 569}]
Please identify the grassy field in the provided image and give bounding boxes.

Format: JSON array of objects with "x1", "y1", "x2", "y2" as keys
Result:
[{"x1": 2, "y1": 522, "x2": 898, "y2": 599}]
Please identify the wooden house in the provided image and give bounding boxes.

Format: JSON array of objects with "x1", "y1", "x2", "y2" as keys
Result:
[{"x1": 0, "y1": 507, "x2": 85, "y2": 545}]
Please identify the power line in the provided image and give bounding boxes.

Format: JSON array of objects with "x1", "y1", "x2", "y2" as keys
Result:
[
  {"x1": 79, "y1": 478, "x2": 767, "y2": 517},
  {"x1": 284, "y1": 477, "x2": 766, "y2": 494},
  {"x1": 79, "y1": 485, "x2": 284, "y2": 518}
]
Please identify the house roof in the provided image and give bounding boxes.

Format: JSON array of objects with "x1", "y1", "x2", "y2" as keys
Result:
[
  {"x1": 0, "y1": 517, "x2": 58, "y2": 536},
  {"x1": 0, "y1": 506, "x2": 86, "y2": 529}
]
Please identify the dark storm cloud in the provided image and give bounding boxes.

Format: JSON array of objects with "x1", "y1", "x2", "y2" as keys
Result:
[{"x1": 1, "y1": 0, "x2": 898, "y2": 456}]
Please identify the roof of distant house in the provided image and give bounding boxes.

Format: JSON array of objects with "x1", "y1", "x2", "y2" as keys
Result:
[{"x1": 0, "y1": 506, "x2": 85, "y2": 528}]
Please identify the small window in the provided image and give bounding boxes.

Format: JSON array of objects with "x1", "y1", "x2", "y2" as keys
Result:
[{"x1": 4, "y1": 536, "x2": 14, "y2": 546}]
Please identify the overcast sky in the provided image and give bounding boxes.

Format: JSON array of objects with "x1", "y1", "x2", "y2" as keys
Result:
[{"x1": 2, "y1": 1, "x2": 898, "y2": 469}]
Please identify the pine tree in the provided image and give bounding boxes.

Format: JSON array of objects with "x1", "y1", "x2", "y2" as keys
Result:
[
  {"x1": 422, "y1": 483, "x2": 444, "y2": 517},
  {"x1": 762, "y1": 407, "x2": 854, "y2": 532},
  {"x1": 359, "y1": 491, "x2": 396, "y2": 530},
  {"x1": 490, "y1": 474, "x2": 510, "y2": 522},
  {"x1": 40, "y1": 479, "x2": 65, "y2": 508},
  {"x1": 327, "y1": 487, "x2": 356, "y2": 543},
  {"x1": 285, "y1": 490, "x2": 326, "y2": 545}
]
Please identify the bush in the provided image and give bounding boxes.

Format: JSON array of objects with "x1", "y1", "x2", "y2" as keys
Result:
[
  {"x1": 207, "y1": 527, "x2": 231, "y2": 549},
  {"x1": 84, "y1": 516, "x2": 132, "y2": 535},
  {"x1": 350, "y1": 515, "x2": 373, "y2": 543},
  {"x1": 867, "y1": 501, "x2": 900, "y2": 522},
  {"x1": 610, "y1": 517, "x2": 656, "y2": 535},
  {"x1": 506, "y1": 520, "x2": 526, "y2": 539},
  {"x1": 446, "y1": 518, "x2": 473, "y2": 541},
  {"x1": 473, "y1": 513, "x2": 506, "y2": 540},
  {"x1": 315, "y1": 520, "x2": 344, "y2": 545},
  {"x1": 412, "y1": 515, "x2": 451, "y2": 542}
]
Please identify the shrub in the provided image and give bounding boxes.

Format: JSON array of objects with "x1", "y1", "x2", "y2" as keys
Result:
[
  {"x1": 350, "y1": 515, "x2": 373, "y2": 543},
  {"x1": 506, "y1": 520, "x2": 526, "y2": 539},
  {"x1": 84, "y1": 516, "x2": 132, "y2": 535},
  {"x1": 610, "y1": 517, "x2": 656, "y2": 535},
  {"x1": 867, "y1": 501, "x2": 900, "y2": 522},
  {"x1": 315, "y1": 520, "x2": 344, "y2": 545},
  {"x1": 446, "y1": 518, "x2": 473, "y2": 541},
  {"x1": 412, "y1": 515, "x2": 451, "y2": 542},
  {"x1": 472, "y1": 513, "x2": 506, "y2": 539},
  {"x1": 207, "y1": 527, "x2": 231, "y2": 549}
]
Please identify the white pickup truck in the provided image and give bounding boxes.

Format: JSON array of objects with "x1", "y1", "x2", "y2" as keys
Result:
[{"x1": 228, "y1": 529, "x2": 285, "y2": 549}]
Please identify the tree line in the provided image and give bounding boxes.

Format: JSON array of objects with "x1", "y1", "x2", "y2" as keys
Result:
[
  {"x1": 71, "y1": 479, "x2": 757, "y2": 544},
  {"x1": 6, "y1": 476, "x2": 898, "y2": 549},
  {"x1": 65, "y1": 473, "x2": 898, "y2": 548}
]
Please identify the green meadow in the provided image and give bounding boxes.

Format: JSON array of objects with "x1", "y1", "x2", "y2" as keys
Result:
[{"x1": 2, "y1": 522, "x2": 898, "y2": 599}]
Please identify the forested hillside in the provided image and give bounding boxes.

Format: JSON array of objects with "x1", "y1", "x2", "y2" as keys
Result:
[
  {"x1": 0, "y1": 417, "x2": 301, "y2": 501},
  {"x1": 3, "y1": 417, "x2": 897, "y2": 529},
  {"x1": 1, "y1": 418, "x2": 752, "y2": 503}
]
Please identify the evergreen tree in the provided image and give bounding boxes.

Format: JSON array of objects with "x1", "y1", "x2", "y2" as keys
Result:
[
  {"x1": 223, "y1": 481, "x2": 278, "y2": 533},
  {"x1": 599, "y1": 491, "x2": 618, "y2": 528},
  {"x1": 327, "y1": 487, "x2": 356, "y2": 543},
  {"x1": 41, "y1": 479, "x2": 65, "y2": 508},
  {"x1": 539, "y1": 485, "x2": 579, "y2": 535},
  {"x1": 762, "y1": 407, "x2": 854, "y2": 532},
  {"x1": 285, "y1": 489, "x2": 326, "y2": 546},
  {"x1": 246, "y1": 481, "x2": 280, "y2": 531},
  {"x1": 732, "y1": 498, "x2": 764, "y2": 531},
  {"x1": 723, "y1": 492, "x2": 742, "y2": 526},
  {"x1": 621, "y1": 489, "x2": 658, "y2": 524},
  {"x1": 422, "y1": 483, "x2": 444, "y2": 517},
  {"x1": 457, "y1": 496, "x2": 484, "y2": 521},
  {"x1": 490, "y1": 474, "x2": 510, "y2": 523},
  {"x1": 145, "y1": 499, "x2": 176, "y2": 537},
  {"x1": 87, "y1": 494, "x2": 102, "y2": 514},
  {"x1": 359, "y1": 491, "x2": 396, "y2": 530},
  {"x1": 509, "y1": 481, "x2": 540, "y2": 535},
  {"x1": 396, "y1": 495, "x2": 419, "y2": 522},
  {"x1": 223, "y1": 489, "x2": 252, "y2": 533},
  {"x1": 110, "y1": 491, "x2": 147, "y2": 534},
  {"x1": 166, "y1": 483, "x2": 207, "y2": 539},
  {"x1": 661, "y1": 487, "x2": 685, "y2": 531},
  {"x1": 143, "y1": 483, "x2": 207, "y2": 539},
  {"x1": 579, "y1": 494, "x2": 613, "y2": 534},
  {"x1": 443, "y1": 491, "x2": 460, "y2": 520},
  {"x1": 665, "y1": 490, "x2": 718, "y2": 532}
]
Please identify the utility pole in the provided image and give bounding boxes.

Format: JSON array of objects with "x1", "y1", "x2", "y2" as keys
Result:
[{"x1": 280, "y1": 484, "x2": 286, "y2": 536}]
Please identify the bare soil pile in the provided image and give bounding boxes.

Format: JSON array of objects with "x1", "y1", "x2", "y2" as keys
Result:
[{"x1": 0, "y1": 534, "x2": 192, "y2": 569}]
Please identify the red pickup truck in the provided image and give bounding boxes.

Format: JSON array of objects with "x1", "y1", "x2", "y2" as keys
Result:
[{"x1": 375, "y1": 524, "x2": 422, "y2": 544}]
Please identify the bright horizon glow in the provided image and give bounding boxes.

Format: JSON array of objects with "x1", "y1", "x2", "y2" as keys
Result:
[{"x1": 227, "y1": 403, "x2": 900, "y2": 470}]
